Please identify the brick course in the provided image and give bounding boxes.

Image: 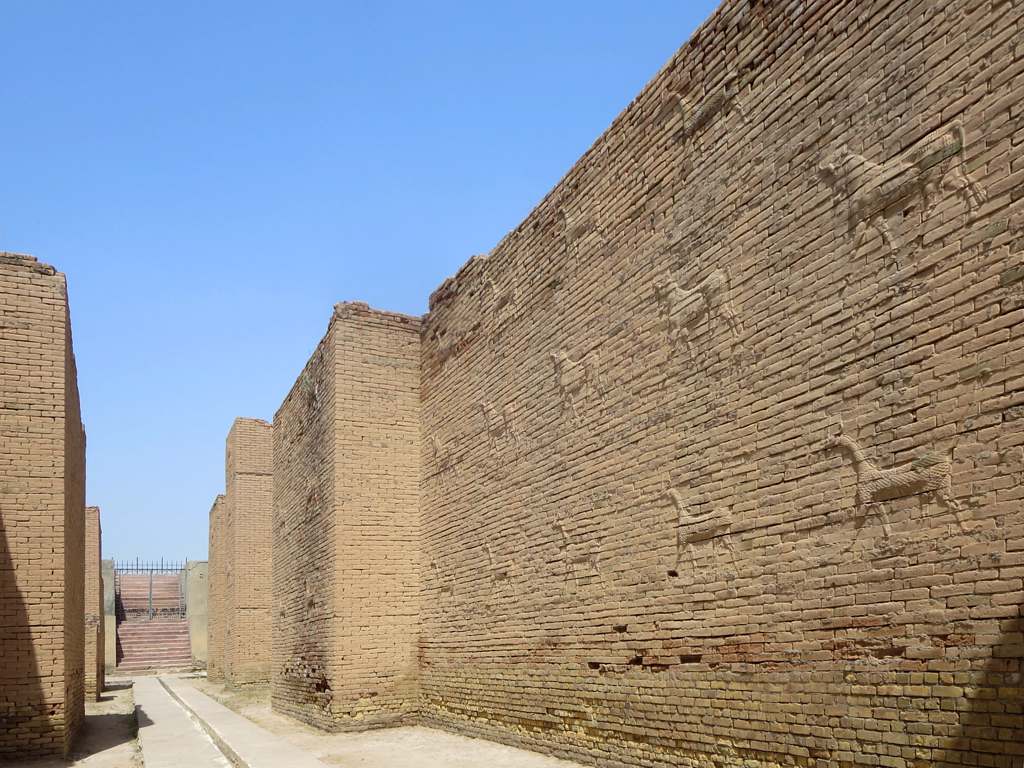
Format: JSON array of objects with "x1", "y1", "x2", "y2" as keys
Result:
[
  {"x1": 0, "y1": 253, "x2": 86, "y2": 758},
  {"x1": 84, "y1": 506, "x2": 103, "y2": 701},
  {"x1": 272, "y1": 303, "x2": 421, "y2": 731}
]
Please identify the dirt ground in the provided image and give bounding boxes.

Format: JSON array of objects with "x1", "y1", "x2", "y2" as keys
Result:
[
  {"x1": 11, "y1": 679, "x2": 141, "y2": 768},
  {"x1": 192, "y1": 679, "x2": 583, "y2": 768}
]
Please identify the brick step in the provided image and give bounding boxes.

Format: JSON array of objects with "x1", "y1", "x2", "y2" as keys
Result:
[
  {"x1": 117, "y1": 598, "x2": 180, "y2": 606},
  {"x1": 118, "y1": 639, "x2": 189, "y2": 648},
  {"x1": 120, "y1": 652, "x2": 191, "y2": 659},
  {"x1": 118, "y1": 652, "x2": 193, "y2": 660},
  {"x1": 116, "y1": 615, "x2": 192, "y2": 672},
  {"x1": 118, "y1": 662, "x2": 193, "y2": 670},
  {"x1": 119, "y1": 652, "x2": 193, "y2": 662},
  {"x1": 118, "y1": 632, "x2": 189, "y2": 640}
]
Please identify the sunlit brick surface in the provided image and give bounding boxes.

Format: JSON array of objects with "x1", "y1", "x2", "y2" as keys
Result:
[{"x1": 272, "y1": 303, "x2": 421, "y2": 730}]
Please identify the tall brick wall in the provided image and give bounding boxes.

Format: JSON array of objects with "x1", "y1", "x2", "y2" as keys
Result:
[
  {"x1": 0, "y1": 253, "x2": 86, "y2": 759},
  {"x1": 273, "y1": 303, "x2": 421, "y2": 730},
  {"x1": 417, "y1": 2, "x2": 1024, "y2": 767},
  {"x1": 273, "y1": 315, "x2": 338, "y2": 727},
  {"x1": 84, "y1": 506, "x2": 104, "y2": 700},
  {"x1": 207, "y1": 494, "x2": 226, "y2": 683},
  {"x1": 224, "y1": 418, "x2": 273, "y2": 686}
]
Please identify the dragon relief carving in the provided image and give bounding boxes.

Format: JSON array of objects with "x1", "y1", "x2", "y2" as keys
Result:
[
  {"x1": 654, "y1": 266, "x2": 741, "y2": 361},
  {"x1": 818, "y1": 121, "x2": 987, "y2": 261},
  {"x1": 663, "y1": 75, "x2": 747, "y2": 156},
  {"x1": 822, "y1": 418, "x2": 966, "y2": 535}
]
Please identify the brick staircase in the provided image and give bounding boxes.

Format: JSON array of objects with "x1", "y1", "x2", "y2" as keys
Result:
[{"x1": 116, "y1": 573, "x2": 193, "y2": 673}]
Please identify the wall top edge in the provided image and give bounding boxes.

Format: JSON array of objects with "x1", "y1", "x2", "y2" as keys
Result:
[
  {"x1": 332, "y1": 300, "x2": 423, "y2": 328},
  {"x1": 0, "y1": 252, "x2": 59, "y2": 276}
]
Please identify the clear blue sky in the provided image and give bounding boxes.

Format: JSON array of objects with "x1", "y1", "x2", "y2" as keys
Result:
[{"x1": 1, "y1": 1, "x2": 719, "y2": 562}]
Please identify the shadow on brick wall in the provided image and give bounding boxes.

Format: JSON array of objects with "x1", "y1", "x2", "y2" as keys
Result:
[
  {"x1": 0, "y1": 511, "x2": 47, "y2": 759},
  {"x1": 942, "y1": 612, "x2": 1024, "y2": 766}
]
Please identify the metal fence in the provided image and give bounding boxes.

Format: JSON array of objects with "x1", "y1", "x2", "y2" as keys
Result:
[
  {"x1": 114, "y1": 558, "x2": 187, "y2": 574},
  {"x1": 114, "y1": 558, "x2": 188, "y2": 620}
]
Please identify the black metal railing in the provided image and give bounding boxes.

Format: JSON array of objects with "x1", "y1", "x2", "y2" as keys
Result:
[
  {"x1": 114, "y1": 558, "x2": 186, "y2": 574},
  {"x1": 114, "y1": 558, "x2": 188, "y2": 620}
]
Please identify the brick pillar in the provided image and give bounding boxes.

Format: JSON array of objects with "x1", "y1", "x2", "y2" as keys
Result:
[
  {"x1": 84, "y1": 507, "x2": 103, "y2": 700},
  {"x1": 223, "y1": 418, "x2": 273, "y2": 687},
  {"x1": 207, "y1": 495, "x2": 226, "y2": 683},
  {"x1": 0, "y1": 253, "x2": 86, "y2": 759},
  {"x1": 272, "y1": 302, "x2": 420, "y2": 730}
]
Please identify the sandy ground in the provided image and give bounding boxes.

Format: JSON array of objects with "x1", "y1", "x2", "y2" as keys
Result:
[
  {"x1": 192, "y1": 678, "x2": 584, "y2": 768},
  {"x1": 11, "y1": 680, "x2": 141, "y2": 768}
]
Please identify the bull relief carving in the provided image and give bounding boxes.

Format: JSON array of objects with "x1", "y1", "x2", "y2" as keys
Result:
[
  {"x1": 654, "y1": 267, "x2": 741, "y2": 361},
  {"x1": 665, "y1": 488, "x2": 735, "y2": 578},
  {"x1": 553, "y1": 520, "x2": 601, "y2": 594},
  {"x1": 822, "y1": 418, "x2": 965, "y2": 532},
  {"x1": 818, "y1": 122, "x2": 987, "y2": 262},
  {"x1": 483, "y1": 275, "x2": 519, "y2": 329},
  {"x1": 480, "y1": 400, "x2": 520, "y2": 454},
  {"x1": 428, "y1": 434, "x2": 458, "y2": 487},
  {"x1": 551, "y1": 349, "x2": 602, "y2": 421},
  {"x1": 561, "y1": 205, "x2": 606, "y2": 268},
  {"x1": 483, "y1": 543, "x2": 516, "y2": 600},
  {"x1": 430, "y1": 559, "x2": 453, "y2": 599}
]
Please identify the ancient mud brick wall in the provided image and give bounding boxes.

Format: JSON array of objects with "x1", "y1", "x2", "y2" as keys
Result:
[
  {"x1": 273, "y1": 303, "x2": 421, "y2": 730},
  {"x1": 84, "y1": 506, "x2": 103, "y2": 700},
  {"x1": 207, "y1": 494, "x2": 226, "y2": 682},
  {"x1": 0, "y1": 254, "x2": 86, "y2": 758},
  {"x1": 223, "y1": 417, "x2": 273, "y2": 686},
  {"x1": 419, "y1": 2, "x2": 1024, "y2": 766}
]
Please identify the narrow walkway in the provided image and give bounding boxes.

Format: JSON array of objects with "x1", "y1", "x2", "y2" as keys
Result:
[
  {"x1": 133, "y1": 676, "x2": 231, "y2": 768},
  {"x1": 160, "y1": 676, "x2": 330, "y2": 768}
]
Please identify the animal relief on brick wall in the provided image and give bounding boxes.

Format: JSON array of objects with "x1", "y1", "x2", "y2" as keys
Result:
[
  {"x1": 663, "y1": 74, "x2": 747, "y2": 157},
  {"x1": 483, "y1": 275, "x2": 519, "y2": 331},
  {"x1": 818, "y1": 121, "x2": 987, "y2": 263},
  {"x1": 654, "y1": 266, "x2": 741, "y2": 362},
  {"x1": 483, "y1": 543, "x2": 516, "y2": 602},
  {"x1": 551, "y1": 349, "x2": 603, "y2": 421},
  {"x1": 664, "y1": 488, "x2": 735, "y2": 579},
  {"x1": 553, "y1": 519, "x2": 601, "y2": 595},
  {"x1": 428, "y1": 434, "x2": 458, "y2": 487},
  {"x1": 822, "y1": 418, "x2": 966, "y2": 535},
  {"x1": 480, "y1": 400, "x2": 521, "y2": 454},
  {"x1": 561, "y1": 204, "x2": 607, "y2": 268},
  {"x1": 430, "y1": 559, "x2": 453, "y2": 600}
]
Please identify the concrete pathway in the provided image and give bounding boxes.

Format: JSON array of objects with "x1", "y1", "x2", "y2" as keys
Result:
[
  {"x1": 159, "y1": 676, "x2": 330, "y2": 768},
  {"x1": 133, "y1": 676, "x2": 231, "y2": 768}
]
